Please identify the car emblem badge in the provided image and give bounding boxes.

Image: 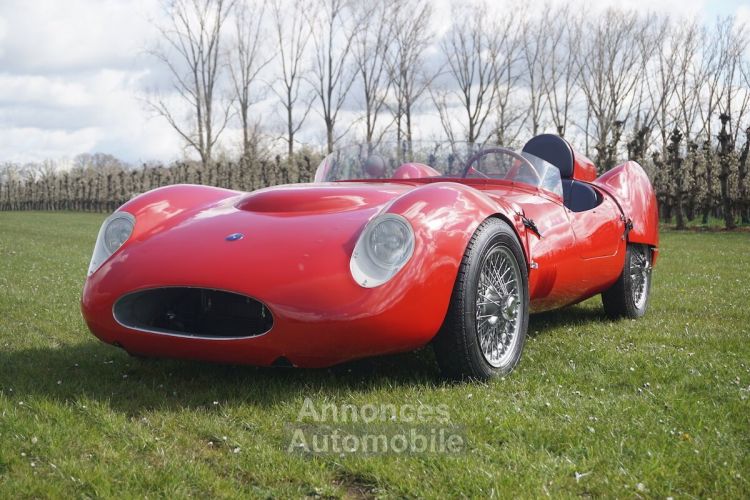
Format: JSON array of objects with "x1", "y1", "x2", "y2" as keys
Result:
[{"x1": 226, "y1": 232, "x2": 244, "y2": 241}]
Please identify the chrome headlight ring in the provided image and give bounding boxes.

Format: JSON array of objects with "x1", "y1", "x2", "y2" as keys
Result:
[
  {"x1": 88, "y1": 212, "x2": 135, "y2": 276},
  {"x1": 350, "y1": 213, "x2": 415, "y2": 288}
]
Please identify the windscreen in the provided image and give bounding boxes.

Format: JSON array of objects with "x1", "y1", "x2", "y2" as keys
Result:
[{"x1": 314, "y1": 142, "x2": 563, "y2": 198}]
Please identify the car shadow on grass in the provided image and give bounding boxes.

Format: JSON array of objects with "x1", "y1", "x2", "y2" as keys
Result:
[
  {"x1": 0, "y1": 304, "x2": 608, "y2": 413},
  {"x1": 0, "y1": 341, "x2": 443, "y2": 413},
  {"x1": 528, "y1": 303, "x2": 609, "y2": 338}
]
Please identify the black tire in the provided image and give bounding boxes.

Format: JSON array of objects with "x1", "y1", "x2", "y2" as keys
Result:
[
  {"x1": 433, "y1": 218, "x2": 529, "y2": 380},
  {"x1": 601, "y1": 244, "x2": 653, "y2": 319}
]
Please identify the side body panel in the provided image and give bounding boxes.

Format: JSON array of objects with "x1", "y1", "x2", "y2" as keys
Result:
[
  {"x1": 568, "y1": 195, "x2": 623, "y2": 259},
  {"x1": 564, "y1": 192, "x2": 627, "y2": 300},
  {"x1": 475, "y1": 184, "x2": 625, "y2": 312}
]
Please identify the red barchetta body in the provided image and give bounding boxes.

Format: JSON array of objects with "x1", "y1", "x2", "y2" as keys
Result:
[{"x1": 81, "y1": 136, "x2": 658, "y2": 369}]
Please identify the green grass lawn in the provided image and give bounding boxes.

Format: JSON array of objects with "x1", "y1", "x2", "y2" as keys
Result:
[{"x1": 0, "y1": 211, "x2": 748, "y2": 498}]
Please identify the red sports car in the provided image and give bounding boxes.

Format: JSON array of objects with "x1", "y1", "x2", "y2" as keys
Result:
[{"x1": 81, "y1": 134, "x2": 658, "y2": 379}]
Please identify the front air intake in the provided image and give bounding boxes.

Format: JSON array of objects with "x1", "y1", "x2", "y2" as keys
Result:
[{"x1": 113, "y1": 287, "x2": 273, "y2": 339}]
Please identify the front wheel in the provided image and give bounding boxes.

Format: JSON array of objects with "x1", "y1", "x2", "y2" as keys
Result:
[
  {"x1": 433, "y1": 218, "x2": 529, "y2": 380},
  {"x1": 601, "y1": 244, "x2": 653, "y2": 319}
]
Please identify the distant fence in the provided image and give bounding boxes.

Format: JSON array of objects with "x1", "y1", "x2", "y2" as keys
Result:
[{"x1": 0, "y1": 156, "x2": 317, "y2": 213}]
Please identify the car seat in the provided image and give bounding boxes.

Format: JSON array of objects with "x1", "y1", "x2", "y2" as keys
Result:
[{"x1": 521, "y1": 134, "x2": 600, "y2": 212}]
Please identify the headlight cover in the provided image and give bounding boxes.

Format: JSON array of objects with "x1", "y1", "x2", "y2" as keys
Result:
[
  {"x1": 88, "y1": 212, "x2": 135, "y2": 276},
  {"x1": 350, "y1": 214, "x2": 415, "y2": 288}
]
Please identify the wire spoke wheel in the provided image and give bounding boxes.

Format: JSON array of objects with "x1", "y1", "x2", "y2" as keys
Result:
[
  {"x1": 433, "y1": 218, "x2": 529, "y2": 379},
  {"x1": 602, "y1": 243, "x2": 654, "y2": 319},
  {"x1": 475, "y1": 245, "x2": 523, "y2": 368},
  {"x1": 629, "y1": 246, "x2": 652, "y2": 310}
]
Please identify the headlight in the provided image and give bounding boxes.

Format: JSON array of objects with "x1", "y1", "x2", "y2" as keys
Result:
[
  {"x1": 88, "y1": 212, "x2": 135, "y2": 276},
  {"x1": 350, "y1": 214, "x2": 415, "y2": 288}
]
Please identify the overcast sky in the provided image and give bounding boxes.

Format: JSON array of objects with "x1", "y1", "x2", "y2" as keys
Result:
[{"x1": 0, "y1": 0, "x2": 748, "y2": 165}]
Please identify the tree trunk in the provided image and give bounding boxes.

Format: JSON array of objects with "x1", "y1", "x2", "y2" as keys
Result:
[
  {"x1": 717, "y1": 114, "x2": 736, "y2": 230},
  {"x1": 739, "y1": 128, "x2": 749, "y2": 225},
  {"x1": 669, "y1": 129, "x2": 685, "y2": 230}
]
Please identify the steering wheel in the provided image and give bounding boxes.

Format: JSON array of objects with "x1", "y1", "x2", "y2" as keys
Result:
[{"x1": 462, "y1": 147, "x2": 541, "y2": 184}]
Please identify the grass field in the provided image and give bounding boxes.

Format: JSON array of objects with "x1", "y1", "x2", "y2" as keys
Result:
[{"x1": 0, "y1": 211, "x2": 748, "y2": 498}]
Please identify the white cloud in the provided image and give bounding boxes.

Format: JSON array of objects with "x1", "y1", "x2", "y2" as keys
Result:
[
  {"x1": 0, "y1": 127, "x2": 100, "y2": 164},
  {"x1": 0, "y1": 15, "x2": 7, "y2": 59},
  {"x1": 0, "y1": 67, "x2": 183, "y2": 163},
  {"x1": 0, "y1": 74, "x2": 91, "y2": 108},
  {"x1": 0, "y1": 0, "x2": 183, "y2": 164},
  {"x1": 738, "y1": 5, "x2": 750, "y2": 26},
  {"x1": 0, "y1": 0, "x2": 159, "y2": 73}
]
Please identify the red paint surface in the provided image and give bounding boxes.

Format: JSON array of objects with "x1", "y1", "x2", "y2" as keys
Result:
[
  {"x1": 593, "y1": 161, "x2": 660, "y2": 250},
  {"x1": 572, "y1": 150, "x2": 598, "y2": 181}
]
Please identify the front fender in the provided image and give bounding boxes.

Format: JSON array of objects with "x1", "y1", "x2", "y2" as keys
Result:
[
  {"x1": 385, "y1": 181, "x2": 530, "y2": 270},
  {"x1": 358, "y1": 181, "x2": 530, "y2": 336},
  {"x1": 118, "y1": 184, "x2": 240, "y2": 241}
]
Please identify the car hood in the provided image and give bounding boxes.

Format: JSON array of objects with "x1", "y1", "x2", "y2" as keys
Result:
[
  {"x1": 90, "y1": 182, "x2": 419, "y2": 297},
  {"x1": 235, "y1": 182, "x2": 412, "y2": 215}
]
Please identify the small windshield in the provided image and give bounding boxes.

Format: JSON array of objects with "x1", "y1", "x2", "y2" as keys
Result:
[{"x1": 314, "y1": 142, "x2": 563, "y2": 198}]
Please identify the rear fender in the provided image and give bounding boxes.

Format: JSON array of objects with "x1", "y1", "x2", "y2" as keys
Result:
[{"x1": 592, "y1": 162, "x2": 659, "y2": 251}]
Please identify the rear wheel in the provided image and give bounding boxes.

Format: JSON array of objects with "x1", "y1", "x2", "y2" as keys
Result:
[
  {"x1": 601, "y1": 244, "x2": 653, "y2": 319},
  {"x1": 433, "y1": 218, "x2": 529, "y2": 380}
]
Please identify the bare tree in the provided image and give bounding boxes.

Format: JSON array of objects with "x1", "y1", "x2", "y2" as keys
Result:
[
  {"x1": 632, "y1": 15, "x2": 677, "y2": 159},
  {"x1": 521, "y1": 10, "x2": 550, "y2": 136},
  {"x1": 270, "y1": 0, "x2": 313, "y2": 158},
  {"x1": 542, "y1": 6, "x2": 582, "y2": 138},
  {"x1": 387, "y1": 0, "x2": 433, "y2": 156},
  {"x1": 492, "y1": 13, "x2": 525, "y2": 146},
  {"x1": 149, "y1": 0, "x2": 234, "y2": 167},
  {"x1": 352, "y1": 1, "x2": 395, "y2": 147},
  {"x1": 696, "y1": 19, "x2": 737, "y2": 143},
  {"x1": 740, "y1": 125, "x2": 750, "y2": 224},
  {"x1": 661, "y1": 21, "x2": 704, "y2": 223},
  {"x1": 717, "y1": 19, "x2": 750, "y2": 145},
  {"x1": 228, "y1": 0, "x2": 272, "y2": 158},
  {"x1": 309, "y1": 0, "x2": 360, "y2": 153},
  {"x1": 434, "y1": 4, "x2": 498, "y2": 144},
  {"x1": 715, "y1": 21, "x2": 749, "y2": 229},
  {"x1": 577, "y1": 9, "x2": 647, "y2": 169},
  {"x1": 672, "y1": 22, "x2": 705, "y2": 140}
]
